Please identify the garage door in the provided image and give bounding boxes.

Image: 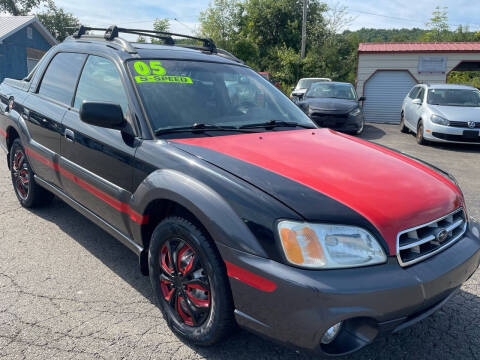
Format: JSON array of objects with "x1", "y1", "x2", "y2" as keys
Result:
[{"x1": 363, "y1": 71, "x2": 417, "y2": 123}]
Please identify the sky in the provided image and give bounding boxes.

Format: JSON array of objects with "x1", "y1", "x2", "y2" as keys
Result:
[{"x1": 51, "y1": 0, "x2": 480, "y2": 37}]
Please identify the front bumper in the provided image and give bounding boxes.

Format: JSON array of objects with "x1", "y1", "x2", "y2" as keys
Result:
[
  {"x1": 309, "y1": 112, "x2": 363, "y2": 133},
  {"x1": 218, "y1": 219, "x2": 480, "y2": 356},
  {"x1": 424, "y1": 122, "x2": 480, "y2": 144}
]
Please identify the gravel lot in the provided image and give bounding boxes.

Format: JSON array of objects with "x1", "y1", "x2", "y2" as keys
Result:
[{"x1": 0, "y1": 123, "x2": 479, "y2": 360}]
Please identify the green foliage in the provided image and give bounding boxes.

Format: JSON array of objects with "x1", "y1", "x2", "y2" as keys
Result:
[
  {"x1": 37, "y1": 0, "x2": 79, "y2": 41},
  {"x1": 423, "y1": 5, "x2": 449, "y2": 41},
  {"x1": 150, "y1": 18, "x2": 170, "y2": 44},
  {"x1": 448, "y1": 71, "x2": 480, "y2": 88},
  {"x1": 0, "y1": 0, "x2": 44, "y2": 15},
  {"x1": 199, "y1": 2, "x2": 480, "y2": 94}
]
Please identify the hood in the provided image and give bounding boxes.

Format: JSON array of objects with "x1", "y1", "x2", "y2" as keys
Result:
[
  {"x1": 430, "y1": 105, "x2": 480, "y2": 123},
  {"x1": 302, "y1": 97, "x2": 358, "y2": 112},
  {"x1": 171, "y1": 129, "x2": 463, "y2": 255}
]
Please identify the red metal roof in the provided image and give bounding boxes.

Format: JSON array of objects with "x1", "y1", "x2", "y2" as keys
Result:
[{"x1": 358, "y1": 42, "x2": 480, "y2": 53}]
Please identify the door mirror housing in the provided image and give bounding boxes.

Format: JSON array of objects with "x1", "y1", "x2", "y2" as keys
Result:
[
  {"x1": 412, "y1": 98, "x2": 422, "y2": 105},
  {"x1": 358, "y1": 96, "x2": 366, "y2": 102},
  {"x1": 80, "y1": 102, "x2": 126, "y2": 130}
]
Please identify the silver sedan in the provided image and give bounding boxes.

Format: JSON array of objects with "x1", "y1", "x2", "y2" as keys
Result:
[{"x1": 400, "y1": 84, "x2": 480, "y2": 145}]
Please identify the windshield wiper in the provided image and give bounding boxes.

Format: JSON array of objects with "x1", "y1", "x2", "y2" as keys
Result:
[
  {"x1": 239, "y1": 120, "x2": 316, "y2": 129},
  {"x1": 154, "y1": 123, "x2": 255, "y2": 135}
]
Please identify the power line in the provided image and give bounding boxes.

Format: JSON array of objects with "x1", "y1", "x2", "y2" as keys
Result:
[{"x1": 348, "y1": 8, "x2": 480, "y2": 30}]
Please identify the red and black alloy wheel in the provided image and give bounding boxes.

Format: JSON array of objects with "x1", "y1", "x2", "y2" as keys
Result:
[
  {"x1": 149, "y1": 217, "x2": 234, "y2": 345},
  {"x1": 159, "y1": 240, "x2": 211, "y2": 326},
  {"x1": 12, "y1": 148, "x2": 30, "y2": 200}
]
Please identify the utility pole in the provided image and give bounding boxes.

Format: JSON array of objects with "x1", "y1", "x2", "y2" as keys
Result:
[{"x1": 301, "y1": 0, "x2": 308, "y2": 58}]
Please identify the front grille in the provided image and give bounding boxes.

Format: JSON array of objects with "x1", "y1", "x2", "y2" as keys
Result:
[
  {"x1": 449, "y1": 121, "x2": 480, "y2": 129},
  {"x1": 432, "y1": 132, "x2": 480, "y2": 143},
  {"x1": 310, "y1": 113, "x2": 348, "y2": 128},
  {"x1": 397, "y1": 208, "x2": 467, "y2": 267}
]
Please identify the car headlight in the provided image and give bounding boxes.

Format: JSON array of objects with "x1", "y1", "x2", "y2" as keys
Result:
[
  {"x1": 277, "y1": 221, "x2": 386, "y2": 269},
  {"x1": 431, "y1": 114, "x2": 449, "y2": 126},
  {"x1": 349, "y1": 107, "x2": 361, "y2": 116}
]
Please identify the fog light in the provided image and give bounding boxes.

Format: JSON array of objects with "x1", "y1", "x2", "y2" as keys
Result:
[{"x1": 321, "y1": 322, "x2": 342, "y2": 344}]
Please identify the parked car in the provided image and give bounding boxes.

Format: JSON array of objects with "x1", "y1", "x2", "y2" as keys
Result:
[
  {"x1": 401, "y1": 83, "x2": 480, "y2": 145},
  {"x1": 290, "y1": 77, "x2": 332, "y2": 101},
  {"x1": 1, "y1": 26, "x2": 480, "y2": 357},
  {"x1": 258, "y1": 71, "x2": 282, "y2": 89},
  {"x1": 297, "y1": 81, "x2": 366, "y2": 135}
]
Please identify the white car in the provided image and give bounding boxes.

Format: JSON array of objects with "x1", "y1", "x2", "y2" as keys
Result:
[
  {"x1": 290, "y1": 77, "x2": 331, "y2": 101},
  {"x1": 401, "y1": 83, "x2": 480, "y2": 145}
]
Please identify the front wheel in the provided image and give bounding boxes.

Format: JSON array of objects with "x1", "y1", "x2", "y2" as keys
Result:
[
  {"x1": 355, "y1": 119, "x2": 365, "y2": 135},
  {"x1": 148, "y1": 217, "x2": 234, "y2": 346},
  {"x1": 416, "y1": 121, "x2": 429, "y2": 146},
  {"x1": 10, "y1": 139, "x2": 53, "y2": 208}
]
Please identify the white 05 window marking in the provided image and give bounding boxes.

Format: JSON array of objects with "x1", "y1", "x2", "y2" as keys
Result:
[{"x1": 133, "y1": 61, "x2": 193, "y2": 84}]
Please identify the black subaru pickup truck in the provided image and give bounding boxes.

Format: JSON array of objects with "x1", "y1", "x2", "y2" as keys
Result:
[{"x1": 1, "y1": 26, "x2": 479, "y2": 356}]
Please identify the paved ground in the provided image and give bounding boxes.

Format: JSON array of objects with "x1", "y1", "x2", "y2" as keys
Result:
[{"x1": 0, "y1": 123, "x2": 479, "y2": 360}]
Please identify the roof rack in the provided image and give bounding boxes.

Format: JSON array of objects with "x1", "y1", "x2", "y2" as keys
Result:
[
  {"x1": 72, "y1": 25, "x2": 215, "y2": 50},
  {"x1": 69, "y1": 25, "x2": 244, "y2": 64}
]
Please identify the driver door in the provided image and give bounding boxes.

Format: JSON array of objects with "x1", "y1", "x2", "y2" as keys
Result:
[{"x1": 59, "y1": 55, "x2": 138, "y2": 237}]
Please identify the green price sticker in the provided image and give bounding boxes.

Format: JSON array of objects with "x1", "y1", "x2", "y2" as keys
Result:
[
  {"x1": 133, "y1": 61, "x2": 192, "y2": 84},
  {"x1": 134, "y1": 75, "x2": 193, "y2": 84}
]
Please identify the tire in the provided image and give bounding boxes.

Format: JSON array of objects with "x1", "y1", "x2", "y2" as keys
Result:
[
  {"x1": 416, "y1": 121, "x2": 429, "y2": 146},
  {"x1": 355, "y1": 119, "x2": 365, "y2": 135},
  {"x1": 400, "y1": 113, "x2": 409, "y2": 133},
  {"x1": 9, "y1": 139, "x2": 53, "y2": 208},
  {"x1": 148, "y1": 216, "x2": 234, "y2": 346}
]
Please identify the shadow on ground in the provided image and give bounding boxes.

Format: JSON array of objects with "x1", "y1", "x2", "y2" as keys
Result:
[
  {"x1": 29, "y1": 198, "x2": 480, "y2": 360},
  {"x1": 358, "y1": 124, "x2": 386, "y2": 141}
]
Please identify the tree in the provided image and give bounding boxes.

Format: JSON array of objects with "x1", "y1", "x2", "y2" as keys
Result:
[
  {"x1": 150, "y1": 18, "x2": 170, "y2": 44},
  {"x1": 198, "y1": 0, "x2": 243, "y2": 51},
  {"x1": 423, "y1": 6, "x2": 449, "y2": 41},
  {"x1": 37, "y1": 0, "x2": 79, "y2": 42},
  {"x1": 0, "y1": 0, "x2": 44, "y2": 15}
]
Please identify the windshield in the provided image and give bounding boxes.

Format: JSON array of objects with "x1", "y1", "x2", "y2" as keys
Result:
[
  {"x1": 296, "y1": 78, "x2": 329, "y2": 89},
  {"x1": 128, "y1": 60, "x2": 314, "y2": 134},
  {"x1": 305, "y1": 82, "x2": 356, "y2": 100},
  {"x1": 427, "y1": 88, "x2": 480, "y2": 107}
]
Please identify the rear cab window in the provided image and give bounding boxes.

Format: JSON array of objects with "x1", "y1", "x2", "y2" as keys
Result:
[{"x1": 38, "y1": 52, "x2": 87, "y2": 105}]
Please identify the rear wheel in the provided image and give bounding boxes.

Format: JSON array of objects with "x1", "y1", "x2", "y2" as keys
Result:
[
  {"x1": 400, "y1": 113, "x2": 409, "y2": 133},
  {"x1": 416, "y1": 121, "x2": 429, "y2": 145},
  {"x1": 9, "y1": 139, "x2": 53, "y2": 208},
  {"x1": 148, "y1": 216, "x2": 234, "y2": 345}
]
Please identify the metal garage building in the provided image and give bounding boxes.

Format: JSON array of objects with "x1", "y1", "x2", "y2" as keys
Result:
[{"x1": 356, "y1": 42, "x2": 480, "y2": 123}]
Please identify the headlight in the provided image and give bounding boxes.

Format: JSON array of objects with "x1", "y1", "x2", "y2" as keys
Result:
[
  {"x1": 277, "y1": 221, "x2": 386, "y2": 269},
  {"x1": 349, "y1": 107, "x2": 361, "y2": 116},
  {"x1": 431, "y1": 114, "x2": 449, "y2": 126}
]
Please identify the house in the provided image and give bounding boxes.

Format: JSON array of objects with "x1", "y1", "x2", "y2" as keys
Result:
[
  {"x1": 356, "y1": 42, "x2": 480, "y2": 123},
  {"x1": 0, "y1": 16, "x2": 57, "y2": 82}
]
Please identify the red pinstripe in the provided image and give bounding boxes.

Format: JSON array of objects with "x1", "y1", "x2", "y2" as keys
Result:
[{"x1": 25, "y1": 146, "x2": 148, "y2": 225}]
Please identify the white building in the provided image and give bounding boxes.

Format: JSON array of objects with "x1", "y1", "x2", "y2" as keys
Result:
[{"x1": 356, "y1": 42, "x2": 480, "y2": 123}]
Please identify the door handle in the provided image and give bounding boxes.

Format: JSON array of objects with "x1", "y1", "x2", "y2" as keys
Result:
[{"x1": 64, "y1": 129, "x2": 75, "y2": 142}]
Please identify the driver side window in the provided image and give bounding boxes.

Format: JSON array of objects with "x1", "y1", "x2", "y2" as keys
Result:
[
  {"x1": 415, "y1": 88, "x2": 425, "y2": 103},
  {"x1": 74, "y1": 55, "x2": 129, "y2": 114}
]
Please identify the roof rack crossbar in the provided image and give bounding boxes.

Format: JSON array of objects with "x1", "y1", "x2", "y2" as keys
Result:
[
  {"x1": 72, "y1": 25, "x2": 216, "y2": 52},
  {"x1": 69, "y1": 25, "x2": 246, "y2": 63}
]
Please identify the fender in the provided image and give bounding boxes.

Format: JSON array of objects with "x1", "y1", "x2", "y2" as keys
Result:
[{"x1": 130, "y1": 168, "x2": 269, "y2": 258}]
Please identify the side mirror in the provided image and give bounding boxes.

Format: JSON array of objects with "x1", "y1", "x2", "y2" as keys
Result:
[
  {"x1": 80, "y1": 102, "x2": 126, "y2": 130},
  {"x1": 412, "y1": 98, "x2": 422, "y2": 105},
  {"x1": 291, "y1": 87, "x2": 295, "y2": 91},
  {"x1": 358, "y1": 96, "x2": 366, "y2": 102}
]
